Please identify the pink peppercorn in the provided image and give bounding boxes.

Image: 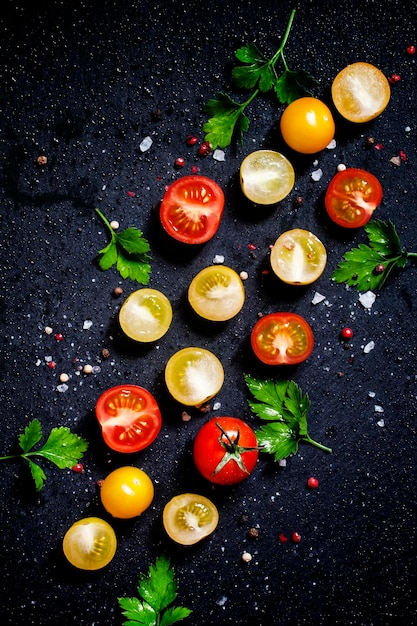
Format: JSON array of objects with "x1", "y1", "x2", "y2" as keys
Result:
[
  {"x1": 175, "y1": 157, "x2": 185, "y2": 168},
  {"x1": 292, "y1": 532, "x2": 302, "y2": 543},
  {"x1": 307, "y1": 477, "x2": 319, "y2": 489},
  {"x1": 340, "y1": 327, "x2": 353, "y2": 340},
  {"x1": 407, "y1": 45, "x2": 415, "y2": 55},
  {"x1": 55, "y1": 333, "x2": 64, "y2": 341},
  {"x1": 72, "y1": 463, "x2": 83, "y2": 473}
]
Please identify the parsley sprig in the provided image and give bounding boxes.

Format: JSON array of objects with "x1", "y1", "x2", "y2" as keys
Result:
[
  {"x1": 203, "y1": 9, "x2": 318, "y2": 149},
  {"x1": 96, "y1": 208, "x2": 151, "y2": 284},
  {"x1": 332, "y1": 219, "x2": 417, "y2": 291},
  {"x1": 0, "y1": 419, "x2": 88, "y2": 491},
  {"x1": 118, "y1": 555, "x2": 191, "y2": 626},
  {"x1": 245, "y1": 375, "x2": 332, "y2": 460}
]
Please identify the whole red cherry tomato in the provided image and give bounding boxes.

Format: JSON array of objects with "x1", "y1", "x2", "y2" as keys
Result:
[{"x1": 193, "y1": 417, "x2": 259, "y2": 485}]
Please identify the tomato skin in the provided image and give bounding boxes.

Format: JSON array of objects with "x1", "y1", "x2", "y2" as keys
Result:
[
  {"x1": 193, "y1": 417, "x2": 258, "y2": 485},
  {"x1": 280, "y1": 97, "x2": 335, "y2": 154},
  {"x1": 251, "y1": 312, "x2": 314, "y2": 365},
  {"x1": 325, "y1": 168, "x2": 383, "y2": 228},
  {"x1": 100, "y1": 466, "x2": 154, "y2": 519},
  {"x1": 96, "y1": 385, "x2": 162, "y2": 453},
  {"x1": 63, "y1": 517, "x2": 117, "y2": 570},
  {"x1": 160, "y1": 175, "x2": 224, "y2": 244}
]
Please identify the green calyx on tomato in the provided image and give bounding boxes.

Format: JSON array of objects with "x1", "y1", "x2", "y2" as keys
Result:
[
  {"x1": 159, "y1": 175, "x2": 224, "y2": 244},
  {"x1": 193, "y1": 417, "x2": 259, "y2": 485},
  {"x1": 95, "y1": 385, "x2": 162, "y2": 453},
  {"x1": 325, "y1": 168, "x2": 383, "y2": 229}
]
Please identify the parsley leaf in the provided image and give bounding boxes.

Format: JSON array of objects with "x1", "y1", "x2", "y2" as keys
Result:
[
  {"x1": 96, "y1": 208, "x2": 151, "y2": 284},
  {"x1": 332, "y1": 219, "x2": 416, "y2": 291},
  {"x1": 202, "y1": 9, "x2": 318, "y2": 148},
  {"x1": 245, "y1": 375, "x2": 332, "y2": 460},
  {"x1": 0, "y1": 419, "x2": 88, "y2": 491},
  {"x1": 118, "y1": 556, "x2": 191, "y2": 626}
]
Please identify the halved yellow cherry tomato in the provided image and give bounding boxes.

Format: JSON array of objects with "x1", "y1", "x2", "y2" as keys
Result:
[
  {"x1": 280, "y1": 97, "x2": 335, "y2": 154},
  {"x1": 270, "y1": 229, "x2": 327, "y2": 285},
  {"x1": 163, "y1": 493, "x2": 219, "y2": 545},
  {"x1": 119, "y1": 288, "x2": 172, "y2": 342},
  {"x1": 240, "y1": 150, "x2": 295, "y2": 204},
  {"x1": 165, "y1": 347, "x2": 224, "y2": 406},
  {"x1": 188, "y1": 265, "x2": 245, "y2": 321},
  {"x1": 331, "y1": 62, "x2": 390, "y2": 123},
  {"x1": 63, "y1": 517, "x2": 117, "y2": 570},
  {"x1": 100, "y1": 466, "x2": 154, "y2": 519}
]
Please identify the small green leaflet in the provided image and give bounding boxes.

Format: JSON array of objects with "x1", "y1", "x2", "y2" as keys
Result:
[
  {"x1": 0, "y1": 419, "x2": 88, "y2": 491},
  {"x1": 96, "y1": 208, "x2": 151, "y2": 284},
  {"x1": 332, "y1": 220, "x2": 416, "y2": 291},
  {"x1": 202, "y1": 9, "x2": 319, "y2": 149},
  {"x1": 245, "y1": 375, "x2": 332, "y2": 460},
  {"x1": 118, "y1": 555, "x2": 191, "y2": 626}
]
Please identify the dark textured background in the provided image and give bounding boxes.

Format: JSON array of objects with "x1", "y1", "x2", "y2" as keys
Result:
[{"x1": 1, "y1": 0, "x2": 416, "y2": 624}]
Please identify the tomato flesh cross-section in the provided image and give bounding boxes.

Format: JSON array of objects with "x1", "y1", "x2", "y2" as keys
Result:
[
  {"x1": 63, "y1": 517, "x2": 117, "y2": 570},
  {"x1": 163, "y1": 493, "x2": 219, "y2": 545},
  {"x1": 331, "y1": 62, "x2": 390, "y2": 123},
  {"x1": 270, "y1": 229, "x2": 327, "y2": 285},
  {"x1": 95, "y1": 385, "x2": 162, "y2": 453},
  {"x1": 165, "y1": 347, "x2": 224, "y2": 406},
  {"x1": 188, "y1": 265, "x2": 245, "y2": 321},
  {"x1": 325, "y1": 168, "x2": 383, "y2": 228},
  {"x1": 240, "y1": 150, "x2": 295, "y2": 204},
  {"x1": 251, "y1": 312, "x2": 314, "y2": 365},
  {"x1": 119, "y1": 288, "x2": 172, "y2": 342},
  {"x1": 160, "y1": 175, "x2": 224, "y2": 244}
]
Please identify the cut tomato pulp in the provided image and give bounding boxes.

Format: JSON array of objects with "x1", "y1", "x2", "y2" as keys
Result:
[
  {"x1": 160, "y1": 175, "x2": 224, "y2": 244},
  {"x1": 251, "y1": 312, "x2": 314, "y2": 365},
  {"x1": 95, "y1": 385, "x2": 162, "y2": 453}
]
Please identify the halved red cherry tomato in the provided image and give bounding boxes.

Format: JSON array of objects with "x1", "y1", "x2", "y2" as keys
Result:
[
  {"x1": 95, "y1": 385, "x2": 162, "y2": 453},
  {"x1": 193, "y1": 417, "x2": 259, "y2": 485},
  {"x1": 160, "y1": 175, "x2": 224, "y2": 244},
  {"x1": 251, "y1": 312, "x2": 314, "y2": 365},
  {"x1": 325, "y1": 168, "x2": 383, "y2": 228}
]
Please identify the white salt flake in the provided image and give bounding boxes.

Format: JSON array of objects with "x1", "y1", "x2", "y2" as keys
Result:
[
  {"x1": 278, "y1": 459, "x2": 287, "y2": 467},
  {"x1": 216, "y1": 596, "x2": 228, "y2": 607},
  {"x1": 213, "y1": 149, "x2": 225, "y2": 161},
  {"x1": 56, "y1": 384, "x2": 69, "y2": 393},
  {"x1": 311, "y1": 168, "x2": 323, "y2": 181},
  {"x1": 311, "y1": 291, "x2": 326, "y2": 305},
  {"x1": 326, "y1": 139, "x2": 337, "y2": 149},
  {"x1": 213, "y1": 401, "x2": 221, "y2": 410},
  {"x1": 363, "y1": 341, "x2": 375, "y2": 354},
  {"x1": 374, "y1": 405, "x2": 384, "y2": 413},
  {"x1": 83, "y1": 320, "x2": 93, "y2": 330},
  {"x1": 213, "y1": 254, "x2": 224, "y2": 264},
  {"x1": 139, "y1": 136, "x2": 153, "y2": 152},
  {"x1": 368, "y1": 391, "x2": 376, "y2": 398},
  {"x1": 377, "y1": 419, "x2": 385, "y2": 427},
  {"x1": 359, "y1": 291, "x2": 376, "y2": 309}
]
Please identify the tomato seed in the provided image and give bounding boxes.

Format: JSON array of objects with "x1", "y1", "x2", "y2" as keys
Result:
[
  {"x1": 292, "y1": 531, "x2": 302, "y2": 543},
  {"x1": 307, "y1": 477, "x2": 319, "y2": 489},
  {"x1": 340, "y1": 327, "x2": 353, "y2": 340}
]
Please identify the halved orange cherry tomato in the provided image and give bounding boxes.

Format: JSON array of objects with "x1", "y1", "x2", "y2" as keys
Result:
[
  {"x1": 160, "y1": 175, "x2": 224, "y2": 244},
  {"x1": 331, "y1": 62, "x2": 390, "y2": 123},
  {"x1": 95, "y1": 385, "x2": 162, "y2": 453},
  {"x1": 325, "y1": 168, "x2": 383, "y2": 228},
  {"x1": 251, "y1": 312, "x2": 314, "y2": 365}
]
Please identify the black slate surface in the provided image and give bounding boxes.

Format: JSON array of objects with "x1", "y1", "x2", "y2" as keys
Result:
[{"x1": 1, "y1": 0, "x2": 416, "y2": 625}]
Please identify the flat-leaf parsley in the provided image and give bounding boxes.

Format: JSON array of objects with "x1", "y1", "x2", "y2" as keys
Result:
[
  {"x1": 332, "y1": 219, "x2": 417, "y2": 291},
  {"x1": 96, "y1": 208, "x2": 151, "y2": 284},
  {"x1": 118, "y1": 555, "x2": 191, "y2": 626},
  {"x1": 203, "y1": 9, "x2": 318, "y2": 149},
  {"x1": 0, "y1": 419, "x2": 88, "y2": 491},
  {"x1": 245, "y1": 375, "x2": 332, "y2": 460}
]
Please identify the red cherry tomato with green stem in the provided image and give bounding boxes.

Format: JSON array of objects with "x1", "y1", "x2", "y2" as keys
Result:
[{"x1": 193, "y1": 417, "x2": 259, "y2": 485}]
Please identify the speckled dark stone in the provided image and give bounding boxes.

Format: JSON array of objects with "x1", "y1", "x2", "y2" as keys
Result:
[{"x1": 1, "y1": 1, "x2": 416, "y2": 625}]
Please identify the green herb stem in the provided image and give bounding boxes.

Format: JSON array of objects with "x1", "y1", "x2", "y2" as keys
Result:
[
  {"x1": 270, "y1": 8, "x2": 296, "y2": 70},
  {"x1": 304, "y1": 436, "x2": 332, "y2": 454}
]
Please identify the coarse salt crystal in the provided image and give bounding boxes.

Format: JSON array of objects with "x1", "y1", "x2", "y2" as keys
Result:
[
  {"x1": 390, "y1": 156, "x2": 401, "y2": 166},
  {"x1": 213, "y1": 149, "x2": 225, "y2": 161},
  {"x1": 368, "y1": 391, "x2": 376, "y2": 398},
  {"x1": 83, "y1": 320, "x2": 93, "y2": 330},
  {"x1": 326, "y1": 139, "x2": 337, "y2": 149},
  {"x1": 359, "y1": 291, "x2": 376, "y2": 309},
  {"x1": 363, "y1": 341, "x2": 375, "y2": 354},
  {"x1": 139, "y1": 136, "x2": 153, "y2": 152},
  {"x1": 56, "y1": 384, "x2": 69, "y2": 393},
  {"x1": 311, "y1": 292, "x2": 326, "y2": 305},
  {"x1": 213, "y1": 401, "x2": 221, "y2": 410},
  {"x1": 374, "y1": 405, "x2": 384, "y2": 413},
  {"x1": 311, "y1": 168, "x2": 323, "y2": 181},
  {"x1": 377, "y1": 419, "x2": 385, "y2": 427},
  {"x1": 213, "y1": 254, "x2": 224, "y2": 264}
]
